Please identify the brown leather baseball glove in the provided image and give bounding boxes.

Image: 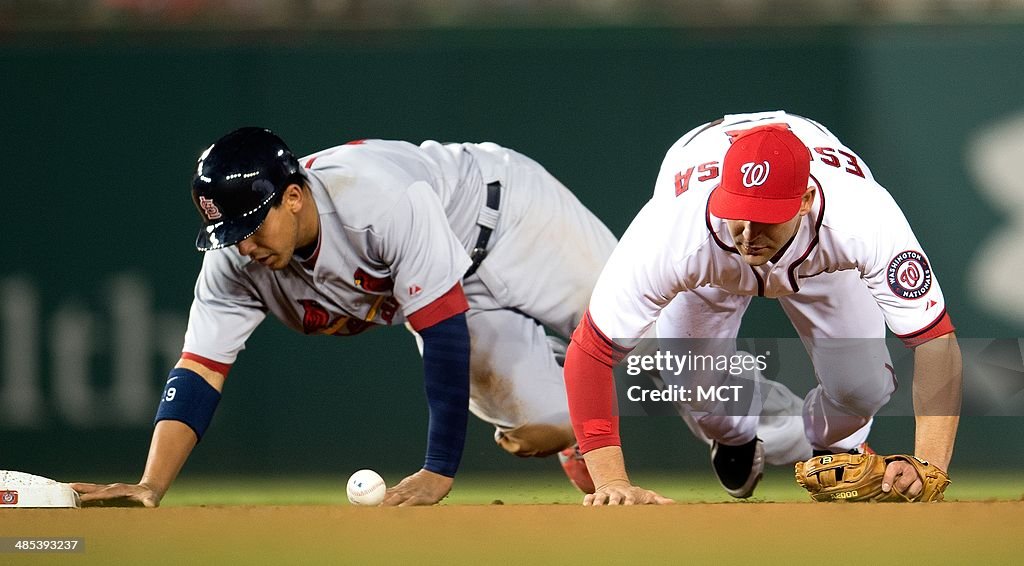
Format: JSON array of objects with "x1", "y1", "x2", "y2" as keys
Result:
[{"x1": 795, "y1": 453, "x2": 950, "y2": 502}]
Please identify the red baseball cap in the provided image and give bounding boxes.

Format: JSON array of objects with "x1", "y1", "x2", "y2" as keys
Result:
[{"x1": 709, "y1": 124, "x2": 811, "y2": 224}]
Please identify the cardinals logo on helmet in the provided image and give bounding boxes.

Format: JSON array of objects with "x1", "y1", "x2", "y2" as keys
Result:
[{"x1": 198, "y1": 196, "x2": 222, "y2": 220}]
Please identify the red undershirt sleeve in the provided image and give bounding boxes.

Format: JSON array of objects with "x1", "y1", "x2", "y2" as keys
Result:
[
  {"x1": 564, "y1": 310, "x2": 634, "y2": 454},
  {"x1": 180, "y1": 352, "x2": 232, "y2": 377}
]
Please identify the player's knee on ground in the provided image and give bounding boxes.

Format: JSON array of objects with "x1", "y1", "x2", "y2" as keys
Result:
[{"x1": 495, "y1": 423, "x2": 575, "y2": 457}]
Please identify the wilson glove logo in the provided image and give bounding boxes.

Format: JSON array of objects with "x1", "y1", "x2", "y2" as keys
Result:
[{"x1": 741, "y1": 161, "x2": 771, "y2": 188}]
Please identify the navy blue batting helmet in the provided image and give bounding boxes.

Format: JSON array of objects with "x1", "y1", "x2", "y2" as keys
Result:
[{"x1": 191, "y1": 127, "x2": 303, "y2": 251}]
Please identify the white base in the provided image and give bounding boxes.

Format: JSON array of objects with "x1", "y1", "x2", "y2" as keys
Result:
[{"x1": 0, "y1": 471, "x2": 81, "y2": 508}]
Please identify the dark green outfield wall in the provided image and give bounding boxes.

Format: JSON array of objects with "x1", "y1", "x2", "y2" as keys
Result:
[{"x1": 2, "y1": 27, "x2": 1022, "y2": 479}]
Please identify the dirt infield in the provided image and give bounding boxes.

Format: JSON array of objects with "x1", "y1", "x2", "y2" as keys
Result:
[{"x1": 3, "y1": 502, "x2": 1023, "y2": 565}]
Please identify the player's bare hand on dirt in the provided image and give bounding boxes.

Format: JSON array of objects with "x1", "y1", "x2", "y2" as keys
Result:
[
  {"x1": 70, "y1": 482, "x2": 161, "y2": 508},
  {"x1": 881, "y1": 459, "x2": 925, "y2": 499},
  {"x1": 583, "y1": 480, "x2": 674, "y2": 506},
  {"x1": 381, "y1": 469, "x2": 453, "y2": 506}
]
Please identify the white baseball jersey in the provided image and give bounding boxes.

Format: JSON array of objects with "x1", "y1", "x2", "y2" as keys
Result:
[
  {"x1": 588, "y1": 111, "x2": 953, "y2": 347},
  {"x1": 182, "y1": 140, "x2": 504, "y2": 365}
]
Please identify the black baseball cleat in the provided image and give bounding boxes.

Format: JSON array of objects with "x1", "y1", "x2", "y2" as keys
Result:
[{"x1": 711, "y1": 437, "x2": 764, "y2": 499}]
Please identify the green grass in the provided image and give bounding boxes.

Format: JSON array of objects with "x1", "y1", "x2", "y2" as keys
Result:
[{"x1": 163, "y1": 469, "x2": 1024, "y2": 506}]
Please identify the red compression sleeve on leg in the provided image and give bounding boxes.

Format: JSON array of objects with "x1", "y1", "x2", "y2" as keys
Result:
[{"x1": 564, "y1": 311, "x2": 633, "y2": 454}]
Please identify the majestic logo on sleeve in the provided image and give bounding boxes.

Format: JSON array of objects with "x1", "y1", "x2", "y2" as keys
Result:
[
  {"x1": 0, "y1": 490, "x2": 17, "y2": 505},
  {"x1": 198, "y1": 196, "x2": 222, "y2": 220},
  {"x1": 887, "y1": 250, "x2": 932, "y2": 300},
  {"x1": 741, "y1": 161, "x2": 771, "y2": 187}
]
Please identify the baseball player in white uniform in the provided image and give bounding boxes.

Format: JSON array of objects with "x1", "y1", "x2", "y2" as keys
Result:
[
  {"x1": 563, "y1": 111, "x2": 963, "y2": 504},
  {"x1": 71, "y1": 127, "x2": 616, "y2": 506}
]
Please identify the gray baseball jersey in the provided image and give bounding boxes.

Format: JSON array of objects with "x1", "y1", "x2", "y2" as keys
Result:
[
  {"x1": 181, "y1": 139, "x2": 618, "y2": 440},
  {"x1": 182, "y1": 140, "x2": 499, "y2": 364}
]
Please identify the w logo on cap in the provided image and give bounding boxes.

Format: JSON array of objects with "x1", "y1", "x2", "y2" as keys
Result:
[
  {"x1": 710, "y1": 124, "x2": 810, "y2": 224},
  {"x1": 741, "y1": 161, "x2": 770, "y2": 188}
]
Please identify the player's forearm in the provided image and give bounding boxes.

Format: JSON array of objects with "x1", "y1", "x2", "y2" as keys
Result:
[
  {"x1": 913, "y1": 416, "x2": 959, "y2": 473},
  {"x1": 912, "y1": 333, "x2": 962, "y2": 471},
  {"x1": 143, "y1": 360, "x2": 226, "y2": 500},
  {"x1": 139, "y1": 419, "x2": 199, "y2": 500},
  {"x1": 582, "y1": 446, "x2": 631, "y2": 489},
  {"x1": 418, "y1": 313, "x2": 471, "y2": 477},
  {"x1": 564, "y1": 336, "x2": 633, "y2": 490},
  {"x1": 564, "y1": 342, "x2": 622, "y2": 453}
]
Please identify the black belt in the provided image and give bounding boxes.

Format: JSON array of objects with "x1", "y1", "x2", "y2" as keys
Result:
[{"x1": 465, "y1": 181, "x2": 501, "y2": 278}]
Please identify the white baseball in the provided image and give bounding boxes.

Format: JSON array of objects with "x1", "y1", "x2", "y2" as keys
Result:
[{"x1": 346, "y1": 469, "x2": 386, "y2": 506}]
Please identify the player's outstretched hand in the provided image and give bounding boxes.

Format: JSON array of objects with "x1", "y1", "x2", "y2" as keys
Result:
[
  {"x1": 584, "y1": 480, "x2": 674, "y2": 506},
  {"x1": 881, "y1": 459, "x2": 925, "y2": 499},
  {"x1": 381, "y1": 469, "x2": 453, "y2": 506},
  {"x1": 69, "y1": 482, "x2": 161, "y2": 508}
]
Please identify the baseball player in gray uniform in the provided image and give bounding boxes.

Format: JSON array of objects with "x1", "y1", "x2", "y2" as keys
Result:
[{"x1": 71, "y1": 127, "x2": 616, "y2": 506}]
